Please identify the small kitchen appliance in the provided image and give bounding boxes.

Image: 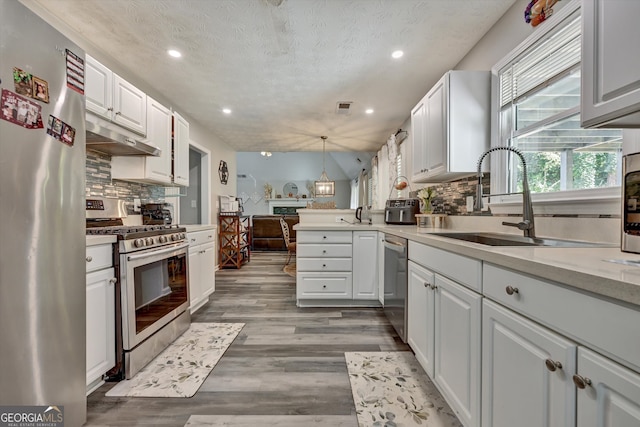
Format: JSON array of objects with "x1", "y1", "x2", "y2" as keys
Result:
[
  {"x1": 141, "y1": 202, "x2": 173, "y2": 225},
  {"x1": 87, "y1": 198, "x2": 190, "y2": 380},
  {"x1": 622, "y1": 152, "x2": 640, "y2": 253},
  {"x1": 384, "y1": 198, "x2": 421, "y2": 225}
]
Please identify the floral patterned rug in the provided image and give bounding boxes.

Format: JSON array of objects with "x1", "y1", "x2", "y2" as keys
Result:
[
  {"x1": 106, "y1": 322, "x2": 244, "y2": 398},
  {"x1": 345, "y1": 352, "x2": 462, "y2": 427}
]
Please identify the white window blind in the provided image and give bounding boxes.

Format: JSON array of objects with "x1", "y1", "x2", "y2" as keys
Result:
[{"x1": 500, "y1": 13, "x2": 581, "y2": 107}]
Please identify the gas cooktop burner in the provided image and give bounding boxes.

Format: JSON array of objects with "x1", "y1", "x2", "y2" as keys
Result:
[{"x1": 86, "y1": 224, "x2": 182, "y2": 235}]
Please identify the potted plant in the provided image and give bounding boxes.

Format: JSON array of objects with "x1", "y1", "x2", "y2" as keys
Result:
[{"x1": 417, "y1": 187, "x2": 435, "y2": 214}]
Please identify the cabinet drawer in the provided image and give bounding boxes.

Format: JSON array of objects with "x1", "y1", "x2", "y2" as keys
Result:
[
  {"x1": 297, "y1": 258, "x2": 352, "y2": 272},
  {"x1": 297, "y1": 244, "x2": 352, "y2": 258},
  {"x1": 298, "y1": 231, "x2": 353, "y2": 244},
  {"x1": 297, "y1": 273, "x2": 353, "y2": 299},
  {"x1": 408, "y1": 241, "x2": 482, "y2": 292},
  {"x1": 188, "y1": 229, "x2": 216, "y2": 247},
  {"x1": 86, "y1": 244, "x2": 113, "y2": 273},
  {"x1": 484, "y1": 263, "x2": 640, "y2": 372}
]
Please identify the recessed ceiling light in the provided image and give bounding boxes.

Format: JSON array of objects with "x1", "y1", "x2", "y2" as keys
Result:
[
  {"x1": 167, "y1": 49, "x2": 182, "y2": 58},
  {"x1": 222, "y1": 108, "x2": 232, "y2": 114},
  {"x1": 391, "y1": 50, "x2": 404, "y2": 59},
  {"x1": 365, "y1": 109, "x2": 374, "y2": 114}
]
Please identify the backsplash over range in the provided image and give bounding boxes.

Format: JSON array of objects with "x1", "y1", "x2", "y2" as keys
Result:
[{"x1": 86, "y1": 149, "x2": 166, "y2": 204}]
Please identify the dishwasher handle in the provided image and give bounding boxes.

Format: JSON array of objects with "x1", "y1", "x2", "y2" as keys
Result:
[{"x1": 384, "y1": 239, "x2": 406, "y2": 255}]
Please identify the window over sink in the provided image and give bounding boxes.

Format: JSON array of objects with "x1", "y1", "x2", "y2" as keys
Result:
[{"x1": 491, "y1": 2, "x2": 622, "y2": 215}]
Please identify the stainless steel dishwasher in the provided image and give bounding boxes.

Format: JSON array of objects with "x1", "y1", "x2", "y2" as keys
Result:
[{"x1": 383, "y1": 234, "x2": 408, "y2": 342}]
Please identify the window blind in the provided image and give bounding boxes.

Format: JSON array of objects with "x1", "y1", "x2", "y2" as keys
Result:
[{"x1": 500, "y1": 12, "x2": 581, "y2": 107}]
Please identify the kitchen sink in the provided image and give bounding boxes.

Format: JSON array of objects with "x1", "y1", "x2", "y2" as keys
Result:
[{"x1": 431, "y1": 232, "x2": 612, "y2": 248}]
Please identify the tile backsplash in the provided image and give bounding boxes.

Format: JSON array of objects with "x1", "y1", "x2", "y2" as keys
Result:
[
  {"x1": 86, "y1": 149, "x2": 166, "y2": 204},
  {"x1": 411, "y1": 175, "x2": 490, "y2": 215}
]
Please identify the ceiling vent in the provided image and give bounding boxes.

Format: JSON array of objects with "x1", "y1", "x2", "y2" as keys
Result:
[{"x1": 336, "y1": 101, "x2": 353, "y2": 115}]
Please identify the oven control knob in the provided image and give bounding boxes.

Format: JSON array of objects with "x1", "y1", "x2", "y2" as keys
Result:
[
  {"x1": 146, "y1": 237, "x2": 154, "y2": 246},
  {"x1": 171, "y1": 234, "x2": 179, "y2": 241},
  {"x1": 180, "y1": 233, "x2": 186, "y2": 239},
  {"x1": 159, "y1": 235, "x2": 168, "y2": 243},
  {"x1": 134, "y1": 238, "x2": 145, "y2": 248}
]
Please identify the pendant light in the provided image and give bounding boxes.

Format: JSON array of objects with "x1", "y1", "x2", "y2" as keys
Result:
[{"x1": 314, "y1": 136, "x2": 335, "y2": 197}]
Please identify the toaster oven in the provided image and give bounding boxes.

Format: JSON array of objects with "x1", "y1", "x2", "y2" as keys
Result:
[
  {"x1": 623, "y1": 152, "x2": 640, "y2": 253},
  {"x1": 384, "y1": 198, "x2": 420, "y2": 225}
]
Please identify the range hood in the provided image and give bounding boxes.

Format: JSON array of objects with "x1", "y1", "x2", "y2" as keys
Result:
[{"x1": 85, "y1": 120, "x2": 161, "y2": 156}]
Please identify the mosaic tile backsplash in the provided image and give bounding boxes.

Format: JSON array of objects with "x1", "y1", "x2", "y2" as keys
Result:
[
  {"x1": 411, "y1": 175, "x2": 491, "y2": 216},
  {"x1": 86, "y1": 149, "x2": 166, "y2": 205}
]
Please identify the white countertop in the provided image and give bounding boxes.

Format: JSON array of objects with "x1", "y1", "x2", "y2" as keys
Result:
[
  {"x1": 86, "y1": 235, "x2": 117, "y2": 246},
  {"x1": 295, "y1": 223, "x2": 640, "y2": 307},
  {"x1": 183, "y1": 224, "x2": 217, "y2": 233}
]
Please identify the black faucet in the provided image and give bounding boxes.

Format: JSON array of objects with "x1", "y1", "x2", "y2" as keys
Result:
[{"x1": 475, "y1": 146, "x2": 536, "y2": 238}]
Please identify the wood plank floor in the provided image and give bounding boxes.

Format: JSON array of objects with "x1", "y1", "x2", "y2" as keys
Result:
[{"x1": 85, "y1": 252, "x2": 410, "y2": 426}]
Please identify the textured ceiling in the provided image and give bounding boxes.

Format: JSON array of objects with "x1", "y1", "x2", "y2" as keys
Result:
[{"x1": 26, "y1": 0, "x2": 516, "y2": 153}]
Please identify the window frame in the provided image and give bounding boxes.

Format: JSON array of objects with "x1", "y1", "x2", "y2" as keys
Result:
[{"x1": 489, "y1": 0, "x2": 621, "y2": 216}]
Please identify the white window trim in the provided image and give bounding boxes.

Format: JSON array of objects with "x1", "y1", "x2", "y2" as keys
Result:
[{"x1": 488, "y1": 0, "x2": 621, "y2": 216}]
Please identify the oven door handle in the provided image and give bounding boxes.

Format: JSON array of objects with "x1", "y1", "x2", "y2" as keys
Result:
[{"x1": 126, "y1": 242, "x2": 190, "y2": 261}]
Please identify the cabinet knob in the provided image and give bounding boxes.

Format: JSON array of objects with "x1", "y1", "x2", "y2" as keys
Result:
[
  {"x1": 107, "y1": 107, "x2": 113, "y2": 112},
  {"x1": 423, "y1": 282, "x2": 430, "y2": 288},
  {"x1": 506, "y1": 285, "x2": 519, "y2": 295},
  {"x1": 431, "y1": 284, "x2": 438, "y2": 290},
  {"x1": 108, "y1": 277, "x2": 117, "y2": 285},
  {"x1": 545, "y1": 359, "x2": 562, "y2": 372},
  {"x1": 322, "y1": 285, "x2": 327, "y2": 289},
  {"x1": 114, "y1": 111, "x2": 121, "y2": 116},
  {"x1": 322, "y1": 236, "x2": 327, "y2": 239},
  {"x1": 322, "y1": 250, "x2": 327, "y2": 254},
  {"x1": 322, "y1": 264, "x2": 326, "y2": 268},
  {"x1": 86, "y1": 256, "x2": 93, "y2": 262},
  {"x1": 572, "y1": 374, "x2": 592, "y2": 389}
]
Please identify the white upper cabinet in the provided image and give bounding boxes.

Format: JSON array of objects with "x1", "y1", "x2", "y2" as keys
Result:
[
  {"x1": 581, "y1": 0, "x2": 640, "y2": 128},
  {"x1": 173, "y1": 111, "x2": 190, "y2": 187},
  {"x1": 411, "y1": 70, "x2": 491, "y2": 183},
  {"x1": 85, "y1": 55, "x2": 146, "y2": 135},
  {"x1": 110, "y1": 96, "x2": 172, "y2": 185}
]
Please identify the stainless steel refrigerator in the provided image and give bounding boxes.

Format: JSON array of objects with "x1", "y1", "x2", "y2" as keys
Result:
[{"x1": 0, "y1": 2, "x2": 86, "y2": 425}]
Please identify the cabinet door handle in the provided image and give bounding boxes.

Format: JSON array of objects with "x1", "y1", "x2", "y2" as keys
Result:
[
  {"x1": 506, "y1": 285, "x2": 519, "y2": 295},
  {"x1": 86, "y1": 256, "x2": 93, "y2": 262},
  {"x1": 572, "y1": 374, "x2": 592, "y2": 389},
  {"x1": 545, "y1": 359, "x2": 562, "y2": 372}
]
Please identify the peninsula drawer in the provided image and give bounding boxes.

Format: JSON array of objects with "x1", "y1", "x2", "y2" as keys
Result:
[
  {"x1": 297, "y1": 231, "x2": 353, "y2": 244},
  {"x1": 297, "y1": 244, "x2": 352, "y2": 258},
  {"x1": 86, "y1": 243, "x2": 113, "y2": 273},
  {"x1": 188, "y1": 229, "x2": 216, "y2": 246},
  {"x1": 297, "y1": 258, "x2": 352, "y2": 272},
  {"x1": 408, "y1": 241, "x2": 482, "y2": 292},
  {"x1": 297, "y1": 273, "x2": 353, "y2": 299},
  {"x1": 483, "y1": 263, "x2": 640, "y2": 371}
]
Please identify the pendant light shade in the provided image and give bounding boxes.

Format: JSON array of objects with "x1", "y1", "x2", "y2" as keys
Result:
[{"x1": 314, "y1": 136, "x2": 335, "y2": 197}]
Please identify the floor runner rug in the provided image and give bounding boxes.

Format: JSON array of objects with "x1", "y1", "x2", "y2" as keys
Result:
[
  {"x1": 106, "y1": 322, "x2": 244, "y2": 398},
  {"x1": 345, "y1": 352, "x2": 463, "y2": 427}
]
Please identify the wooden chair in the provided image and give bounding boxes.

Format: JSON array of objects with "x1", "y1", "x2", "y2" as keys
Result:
[{"x1": 279, "y1": 216, "x2": 297, "y2": 265}]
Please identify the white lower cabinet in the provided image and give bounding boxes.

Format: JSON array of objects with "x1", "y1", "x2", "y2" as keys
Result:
[
  {"x1": 85, "y1": 241, "x2": 116, "y2": 395},
  {"x1": 434, "y1": 274, "x2": 482, "y2": 427},
  {"x1": 482, "y1": 299, "x2": 577, "y2": 427},
  {"x1": 575, "y1": 347, "x2": 640, "y2": 427},
  {"x1": 407, "y1": 260, "x2": 435, "y2": 376},
  {"x1": 352, "y1": 231, "x2": 378, "y2": 300},
  {"x1": 188, "y1": 229, "x2": 216, "y2": 314}
]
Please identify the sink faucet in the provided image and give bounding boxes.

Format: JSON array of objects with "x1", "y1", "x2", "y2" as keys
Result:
[{"x1": 475, "y1": 146, "x2": 536, "y2": 238}]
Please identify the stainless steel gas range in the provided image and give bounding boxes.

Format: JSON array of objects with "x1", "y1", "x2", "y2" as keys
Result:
[{"x1": 86, "y1": 198, "x2": 191, "y2": 380}]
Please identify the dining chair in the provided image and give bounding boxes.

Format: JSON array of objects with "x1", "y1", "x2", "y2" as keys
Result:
[{"x1": 279, "y1": 216, "x2": 296, "y2": 266}]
